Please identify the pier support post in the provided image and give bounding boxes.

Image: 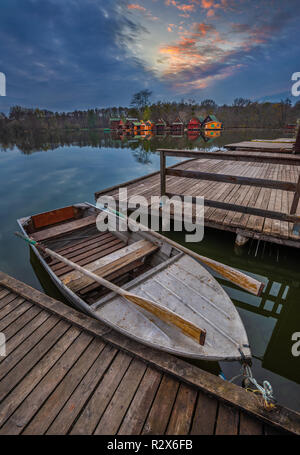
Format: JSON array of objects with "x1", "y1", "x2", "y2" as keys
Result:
[
  {"x1": 160, "y1": 151, "x2": 166, "y2": 196},
  {"x1": 235, "y1": 233, "x2": 249, "y2": 247}
]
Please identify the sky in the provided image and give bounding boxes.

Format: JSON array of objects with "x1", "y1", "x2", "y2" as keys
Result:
[{"x1": 0, "y1": 0, "x2": 300, "y2": 113}]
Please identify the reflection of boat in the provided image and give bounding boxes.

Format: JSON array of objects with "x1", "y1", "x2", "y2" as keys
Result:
[{"x1": 18, "y1": 203, "x2": 251, "y2": 361}]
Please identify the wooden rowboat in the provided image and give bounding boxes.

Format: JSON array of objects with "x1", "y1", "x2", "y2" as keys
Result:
[{"x1": 17, "y1": 203, "x2": 251, "y2": 361}]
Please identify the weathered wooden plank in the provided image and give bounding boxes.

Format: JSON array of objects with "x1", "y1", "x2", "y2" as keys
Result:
[
  {"x1": 0, "y1": 289, "x2": 10, "y2": 300},
  {"x1": 31, "y1": 215, "x2": 97, "y2": 242},
  {"x1": 159, "y1": 149, "x2": 300, "y2": 166},
  {"x1": 62, "y1": 240, "x2": 158, "y2": 292},
  {"x1": 1, "y1": 306, "x2": 43, "y2": 344},
  {"x1": 94, "y1": 358, "x2": 147, "y2": 435},
  {"x1": 0, "y1": 311, "x2": 51, "y2": 370},
  {"x1": 0, "y1": 331, "x2": 91, "y2": 435},
  {"x1": 46, "y1": 344, "x2": 117, "y2": 435},
  {"x1": 166, "y1": 168, "x2": 297, "y2": 191},
  {"x1": 50, "y1": 232, "x2": 114, "y2": 264},
  {"x1": 0, "y1": 325, "x2": 80, "y2": 429},
  {"x1": 55, "y1": 240, "x2": 126, "y2": 277},
  {"x1": 142, "y1": 375, "x2": 179, "y2": 435},
  {"x1": 215, "y1": 403, "x2": 239, "y2": 435},
  {"x1": 0, "y1": 299, "x2": 31, "y2": 332},
  {"x1": 166, "y1": 383, "x2": 197, "y2": 435},
  {"x1": 52, "y1": 237, "x2": 125, "y2": 272},
  {"x1": 239, "y1": 412, "x2": 264, "y2": 435},
  {"x1": 0, "y1": 314, "x2": 58, "y2": 379},
  {"x1": 0, "y1": 319, "x2": 70, "y2": 403},
  {"x1": 23, "y1": 336, "x2": 105, "y2": 435},
  {"x1": 0, "y1": 292, "x2": 20, "y2": 310},
  {"x1": 118, "y1": 367, "x2": 162, "y2": 435},
  {"x1": 190, "y1": 391, "x2": 218, "y2": 435},
  {"x1": 70, "y1": 351, "x2": 132, "y2": 435},
  {"x1": 166, "y1": 192, "x2": 300, "y2": 224},
  {"x1": 32, "y1": 206, "x2": 75, "y2": 229}
]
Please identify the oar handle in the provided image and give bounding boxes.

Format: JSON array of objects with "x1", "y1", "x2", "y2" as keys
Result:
[{"x1": 15, "y1": 232, "x2": 37, "y2": 246}]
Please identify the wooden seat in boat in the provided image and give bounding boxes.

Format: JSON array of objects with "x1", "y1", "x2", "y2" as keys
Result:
[
  {"x1": 31, "y1": 215, "x2": 97, "y2": 242},
  {"x1": 61, "y1": 239, "x2": 159, "y2": 293}
]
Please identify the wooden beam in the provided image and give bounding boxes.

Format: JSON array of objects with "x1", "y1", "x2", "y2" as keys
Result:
[
  {"x1": 290, "y1": 175, "x2": 300, "y2": 214},
  {"x1": 31, "y1": 215, "x2": 97, "y2": 242},
  {"x1": 160, "y1": 152, "x2": 166, "y2": 196},
  {"x1": 166, "y1": 168, "x2": 297, "y2": 192},
  {"x1": 158, "y1": 149, "x2": 300, "y2": 165},
  {"x1": 166, "y1": 192, "x2": 300, "y2": 224}
]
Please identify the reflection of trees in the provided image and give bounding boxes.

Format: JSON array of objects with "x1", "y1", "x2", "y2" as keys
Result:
[{"x1": 0, "y1": 128, "x2": 292, "y2": 156}]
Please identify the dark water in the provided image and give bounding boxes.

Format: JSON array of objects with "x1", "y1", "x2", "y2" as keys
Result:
[{"x1": 0, "y1": 128, "x2": 299, "y2": 412}]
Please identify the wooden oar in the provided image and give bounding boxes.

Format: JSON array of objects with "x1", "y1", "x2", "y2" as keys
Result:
[
  {"x1": 15, "y1": 232, "x2": 206, "y2": 345},
  {"x1": 96, "y1": 204, "x2": 264, "y2": 296}
]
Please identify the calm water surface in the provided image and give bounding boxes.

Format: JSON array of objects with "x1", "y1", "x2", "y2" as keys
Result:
[{"x1": 0, "y1": 128, "x2": 299, "y2": 411}]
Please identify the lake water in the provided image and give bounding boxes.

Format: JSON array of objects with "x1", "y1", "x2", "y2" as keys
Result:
[{"x1": 0, "y1": 128, "x2": 299, "y2": 412}]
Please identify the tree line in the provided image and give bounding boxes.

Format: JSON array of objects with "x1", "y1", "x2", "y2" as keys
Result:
[{"x1": 1, "y1": 91, "x2": 300, "y2": 133}]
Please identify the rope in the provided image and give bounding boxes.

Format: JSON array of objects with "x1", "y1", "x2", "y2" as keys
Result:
[{"x1": 228, "y1": 364, "x2": 276, "y2": 410}]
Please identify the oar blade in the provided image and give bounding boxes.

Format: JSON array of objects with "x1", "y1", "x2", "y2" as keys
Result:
[{"x1": 124, "y1": 293, "x2": 206, "y2": 345}]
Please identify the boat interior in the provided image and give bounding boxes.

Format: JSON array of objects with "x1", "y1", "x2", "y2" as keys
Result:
[{"x1": 19, "y1": 203, "x2": 180, "y2": 306}]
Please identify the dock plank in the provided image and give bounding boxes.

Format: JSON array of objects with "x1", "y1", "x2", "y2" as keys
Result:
[
  {"x1": 70, "y1": 351, "x2": 132, "y2": 435},
  {"x1": 94, "y1": 358, "x2": 147, "y2": 435},
  {"x1": 118, "y1": 367, "x2": 162, "y2": 435},
  {"x1": 142, "y1": 375, "x2": 179, "y2": 435},
  {"x1": 190, "y1": 391, "x2": 218, "y2": 435},
  {"x1": 166, "y1": 383, "x2": 197, "y2": 435}
]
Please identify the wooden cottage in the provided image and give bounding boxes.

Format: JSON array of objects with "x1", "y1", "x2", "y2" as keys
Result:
[
  {"x1": 125, "y1": 118, "x2": 138, "y2": 131},
  {"x1": 187, "y1": 116, "x2": 204, "y2": 131},
  {"x1": 145, "y1": 120, "x2": 155, "y2": 131},
  {"x1": 110, "y1": 118, "x2": 124, "y2": 130},
  {"x1": 171, "y1": 117, "x2": 184, "y2": 133},
  {"x1": 202, "y1": 114, "x2": 222, "y2": 130},
  {"x1": 140, "y1": 121, "x2": 147, "y2": 132},
  {"x1": 155, "y1": 118, "x2": 167, "y2": 133}
]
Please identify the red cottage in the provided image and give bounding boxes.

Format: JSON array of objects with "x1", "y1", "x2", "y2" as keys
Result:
[
  {"x1": 187, "y1": 116, "x2": 204, "y2": 131},
  {"x1": 110, "y1": 118, "x2": 124, "y2": 130}
]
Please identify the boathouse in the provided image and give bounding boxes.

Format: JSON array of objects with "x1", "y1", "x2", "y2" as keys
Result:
[
  {"x1": 155, "y1": 118, "x2": 167, "y2": 133},
  {"x1": 110, "y1": 118, "x2": 124, "y2": 130},
  {"x1": 203, "y1": 114, "x2": 222, "y2": 130},
  {"x1": 125, "y1": 118, "x2": 138, "y2": 131},
  {"x1": 171, "y1": 117, "x2": 184, "y2": 133},
  {"x1": 187, "y1": 116, "x2": 204, "y2": 131}
]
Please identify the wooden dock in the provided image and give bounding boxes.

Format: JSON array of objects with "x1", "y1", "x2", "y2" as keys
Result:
[
  {"x1": 95, "y1": 150, "x2": 300, "y2": 248},
  {"x1": 0, "y1": 271, "x2": 300, "y2": 435},
  {"x1": 225, "y1": 140, "x2": 294, "y2": 153}
]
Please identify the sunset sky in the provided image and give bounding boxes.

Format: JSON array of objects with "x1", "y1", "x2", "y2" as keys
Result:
[{"x1": 0, "y1": 0, "x2": 299, "y2": 112}]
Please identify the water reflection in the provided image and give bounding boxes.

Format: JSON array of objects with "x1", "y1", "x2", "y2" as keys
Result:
[{"x1": 0, "y1": 127, "x2": 292, "y2": 156}]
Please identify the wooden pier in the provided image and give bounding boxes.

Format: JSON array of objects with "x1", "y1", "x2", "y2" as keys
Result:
[
  {"x1": 225, "y1": 140, "x2": 295, "y2": 153},
  {"x1": 95, "y1": 149, "x2": 300, "y2": 249},
  {"x1": 0, "y1": 271, "x2": 300, "y2": 435}
]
